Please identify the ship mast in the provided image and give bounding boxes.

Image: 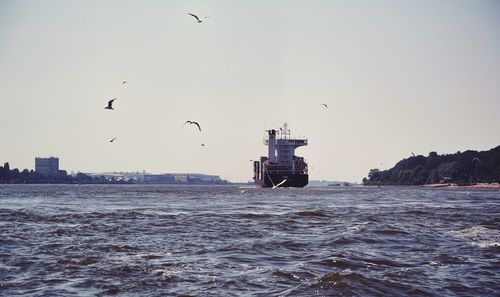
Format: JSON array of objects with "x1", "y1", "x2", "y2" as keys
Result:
[{"x1": 280, "y1": 122, "x2": 290, "y2": 140}]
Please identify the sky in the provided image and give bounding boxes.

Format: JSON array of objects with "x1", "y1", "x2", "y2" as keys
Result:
[{"x1": 0, "y1": 0, "x2": 499, "y2": 182}]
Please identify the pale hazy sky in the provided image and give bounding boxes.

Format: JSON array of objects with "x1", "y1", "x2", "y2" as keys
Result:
[{"x1": 1, "y1": 0, "x2": 499, "y2": 182}]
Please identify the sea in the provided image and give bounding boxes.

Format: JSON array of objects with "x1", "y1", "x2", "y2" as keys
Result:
[{"x1": 0, "y1": 185, "x2": 498, "y2": 296}]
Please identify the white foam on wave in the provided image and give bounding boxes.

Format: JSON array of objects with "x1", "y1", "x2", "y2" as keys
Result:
[{"x1": 450, "y1": 225, "x2": 500, "y2": 248}]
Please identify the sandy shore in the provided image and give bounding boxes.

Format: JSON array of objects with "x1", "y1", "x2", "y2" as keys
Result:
[{"x1": 422, "y1": 183, "x2": 500, "y2": 189}]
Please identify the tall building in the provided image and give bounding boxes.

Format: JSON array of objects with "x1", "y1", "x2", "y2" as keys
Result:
[{"x1": 35, "y1": 157, "x2": 59, "y2": 177}]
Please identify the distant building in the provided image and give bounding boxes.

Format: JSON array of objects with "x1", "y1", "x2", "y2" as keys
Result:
[
  {"x1": 187, "y1": 173, "x2": 225, "y2": 184},
  {"x1": 174, "y1": 175, "x2": 188, "y2": 183},
  {"x1": 35, "y1": 157, "x2": 59, "y2": 177},
  {"x1": 172, "y1": 173, "x2": 227, "y2": 184},
  {"x1": 143, "y1": 174, "x2": 175, "y2": 184}
]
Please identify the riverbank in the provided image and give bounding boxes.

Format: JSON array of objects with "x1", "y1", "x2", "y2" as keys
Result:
[
  {"x1": 422, "y1": 183, "x2": 500, "y2": 189},
  {"x1": 362, "y1": 183, "x2": 500, "y2": 190}
]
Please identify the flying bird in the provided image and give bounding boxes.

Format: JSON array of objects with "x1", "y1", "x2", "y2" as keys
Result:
[
  {"x1": 321, "y1": 103, "x2": 328, "y2": 108},
  {"x1": 188, "y1": 13, "x2": 201, "y2": 23},
  {"x1": 472, "y1": 157, "x2": 481, "y2": 163},
  {"x1": 411, "y1": 152, "x2": 416, "y2": 157},
  {"x1": 105, "y1": 98, "x2": 117, "y2": 110},
  {"x1": 273, "y1": 179, "x2": 287, "y2": 189},
  {"x1": 201, "y1": 143, "x2": 205, "y2": 147},
  {"x1": 122, "y1": 81, "x2": 127, "y2": 85},
  {"x1": 183, "y1": 120, "x2": 201, "y2": 131},
  {"x1": 109, "y1": 138, "x2": 117, "y2": 143},
  {"x1": 188, "y1": 13, "x2": 208, "y2": 23}
]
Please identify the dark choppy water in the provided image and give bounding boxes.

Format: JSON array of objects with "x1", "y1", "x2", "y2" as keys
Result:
[{"x1": 0, "y1": 185, "x2": 499, "y2": 296}]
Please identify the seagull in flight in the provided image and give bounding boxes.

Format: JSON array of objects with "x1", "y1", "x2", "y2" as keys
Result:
[
  {"x1": 411, "y1": 152, "x2": 416, "y2": 157},
  {"x1": 109, "y1": 137, "x2": 117, "y2": 143},
  {"x1": 321, "y1": 103, "x2": 328, "y2": 108},
  {"x1": 122, "y1": 81, "x2": 127, "y2": 85},
  {"x1": 183, "y1": 120, "x2": 201, "y2": 131},
  {"x1": 273, "y1": 179, "x2": 287, "y2": 189},
  {"x1": 201, "y1": 143, "x2": 205, "y2": 147},
  {"x1": 105, "y1": 98, "x2": 117, "y2": 110},
  {"x1": 188, "y1": 13, "x2": 208, "y2": 23}
]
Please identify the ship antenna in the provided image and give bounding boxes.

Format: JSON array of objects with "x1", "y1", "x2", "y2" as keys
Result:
[{"x1": 283, "y1": 122, "x2": 289, "y2": 139}]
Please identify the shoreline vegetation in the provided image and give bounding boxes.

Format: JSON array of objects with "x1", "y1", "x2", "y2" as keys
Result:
[{"x1": 363, "y1": 145, "x2": 500, "y2": 187}]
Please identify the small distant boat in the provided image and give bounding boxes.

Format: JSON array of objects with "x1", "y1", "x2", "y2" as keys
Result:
[{"x1": 328, "y1": 183, "x2": 341, "y2": 187}]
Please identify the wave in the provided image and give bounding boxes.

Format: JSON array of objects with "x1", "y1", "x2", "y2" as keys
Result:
[
  {"x1": 56, "y1": 257, "x2": 99, "y2": 266},
  {"x1": 311, "y1": 271, "x2": 433, "y2": 296},
  {"x1": 293, "y1": 211, "x2": 329, "y2": 217},
  {"x1": 94, "y1": 245, "x2": 139, "y2": 253},
  {"x1": 314, "y1": 258, "x2": 359, "y2": 269},
  {"x1": 272, "y1": 270, "x2": 301, "y2": 281},
  {"x1": 239, "y1": 213, "x2": 273, "y2": 219},
  {"x1": 373, "y1": 227, "x2": 409, "y2": 236},
  {"x1": 450, "y1": 225, "x2": 500, "y2": 249},
  {"x1": 404, "y1": 209, "x2": 429, "y2": 216},
  {"x1": 479, "y1": 218, "x2": 500, "y2": 229},
  {"x1": 329, "y1": 237, "x2": 355, "y2": 245}
]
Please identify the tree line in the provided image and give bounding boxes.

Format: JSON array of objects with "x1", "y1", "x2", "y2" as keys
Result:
[{"x1": 363, "y1": 145, "x2": 500, "y2": 186}]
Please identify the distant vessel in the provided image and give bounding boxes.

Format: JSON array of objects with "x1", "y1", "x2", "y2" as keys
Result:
[
  {"x1": 328, "y1": 182, "x2": 351, "y2": 187},
  {"x1": 253, "y1": 123, "x2": 308, "y2": 188}
]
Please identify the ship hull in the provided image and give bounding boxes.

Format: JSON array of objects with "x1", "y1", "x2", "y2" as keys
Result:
[{"x1": 255, "y1": 173, "x2": 308, "y2": 188}]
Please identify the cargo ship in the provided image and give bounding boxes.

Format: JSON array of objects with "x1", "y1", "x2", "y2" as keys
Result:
[{"x1": 253, "y1": 123, "x2": 308, "y2": 188}]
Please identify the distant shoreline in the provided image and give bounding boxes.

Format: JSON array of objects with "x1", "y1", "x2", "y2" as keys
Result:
[
  {"x1": 421, "y1": 182, "x2": 500, "y2": 189},
  {"x1": 362, "y1": 146, "x2": 500, "y2": 186},
  {"x1": 363, "y1": 183, "x2": 500, "y2": 190},
  {"x1": 1, "y1": 183, "x2": 499, "y2": 190}
]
